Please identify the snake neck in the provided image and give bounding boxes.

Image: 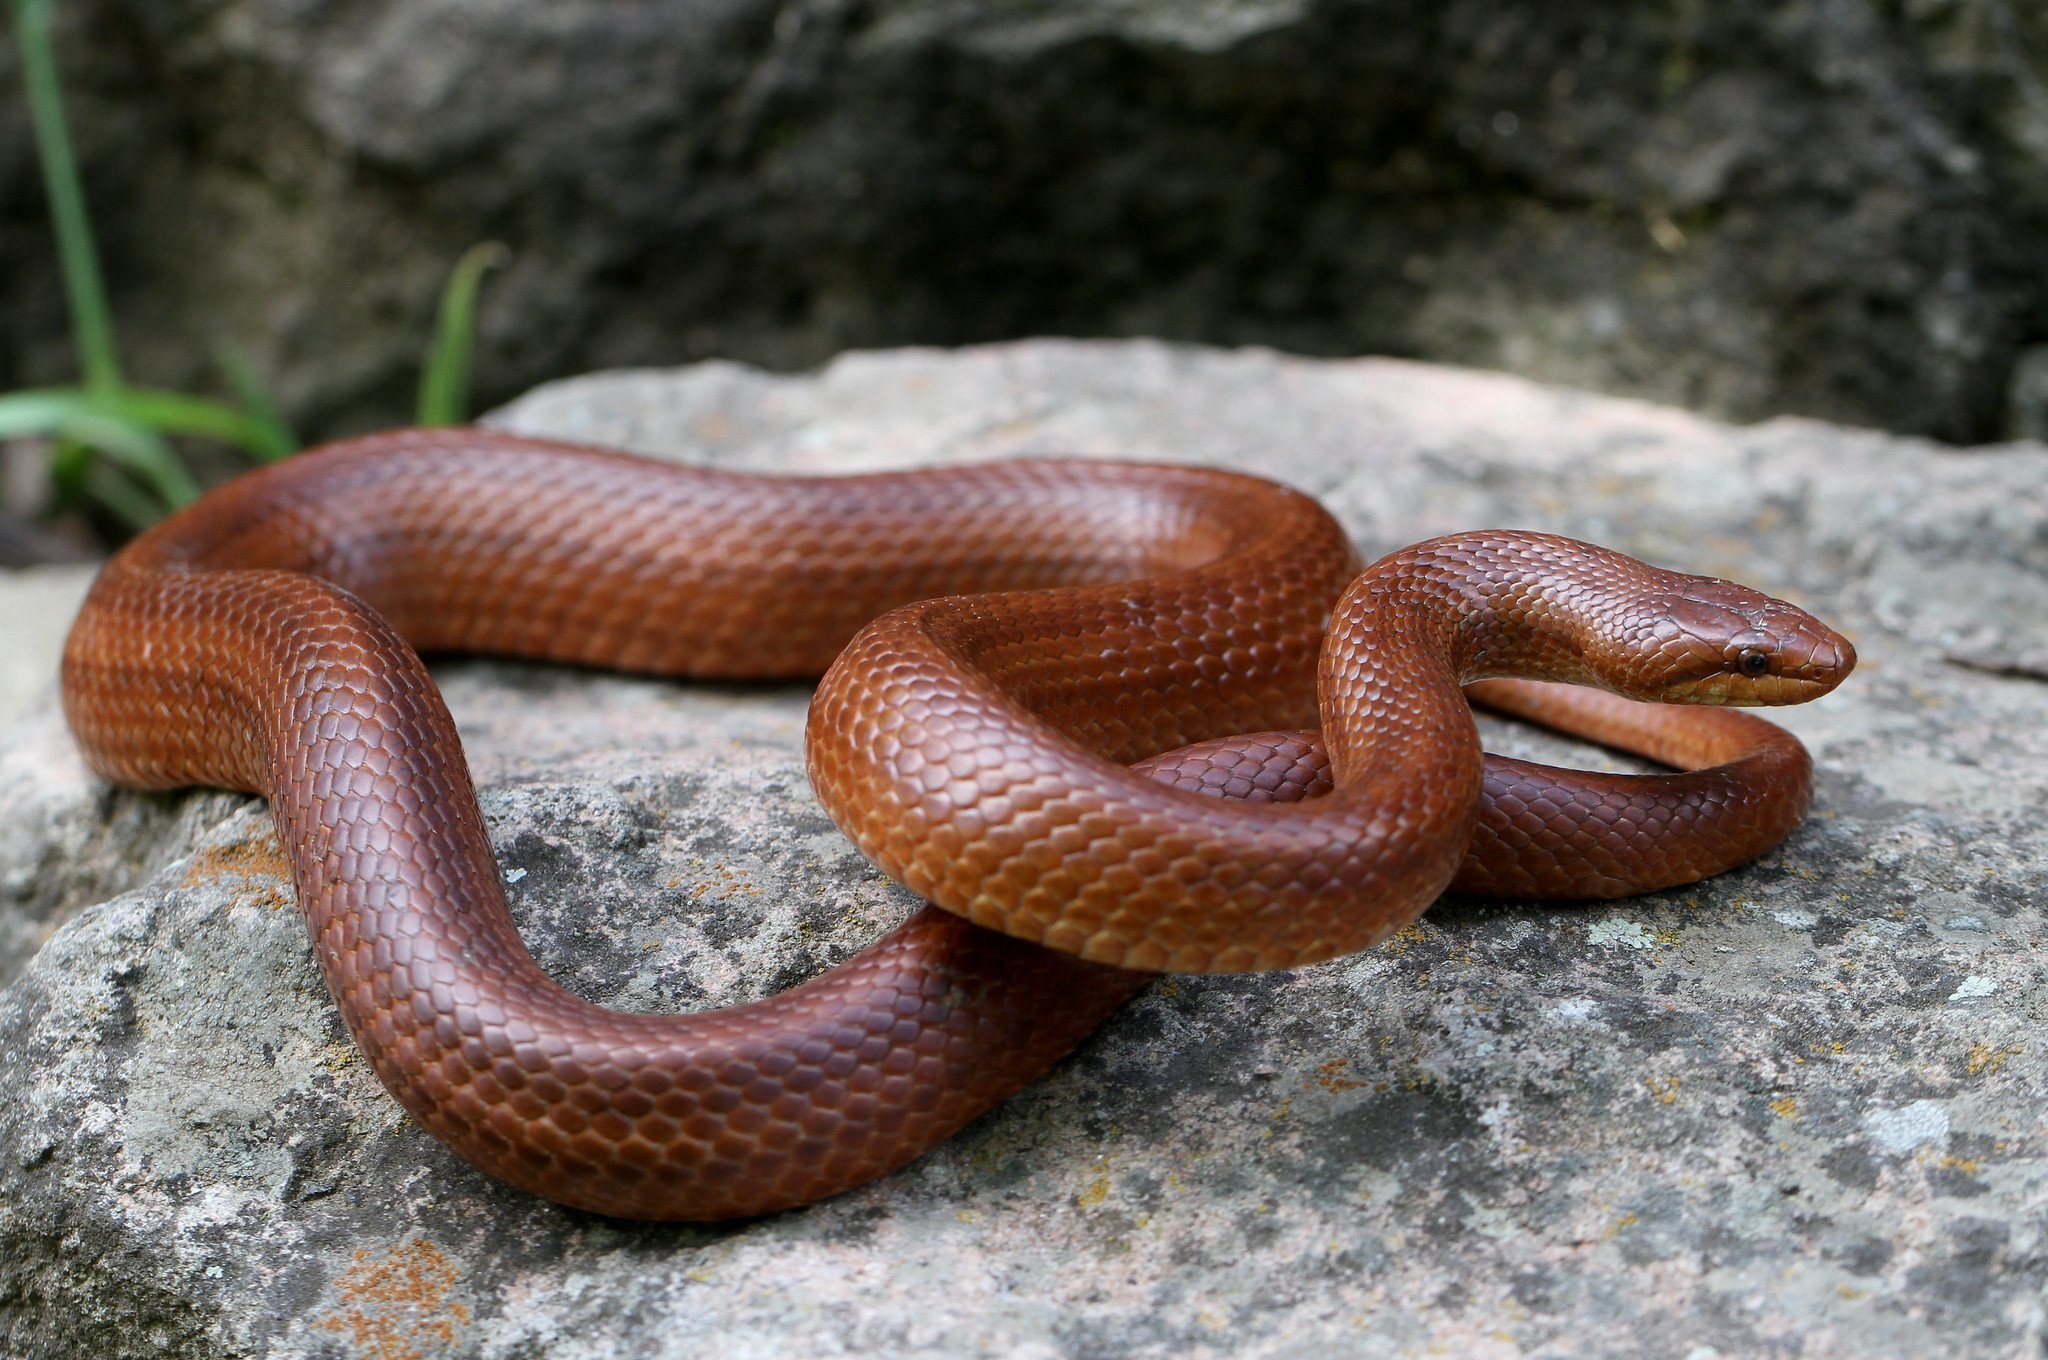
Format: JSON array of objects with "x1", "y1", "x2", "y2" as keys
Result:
[{"x1": 1316, "y1": 529, "x2": 1725, "y2": 789}]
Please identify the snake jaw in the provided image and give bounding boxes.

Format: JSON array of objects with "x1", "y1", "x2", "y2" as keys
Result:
[{"x1": 1665, "y1": 673, "x2": 1827, "y2": 707}]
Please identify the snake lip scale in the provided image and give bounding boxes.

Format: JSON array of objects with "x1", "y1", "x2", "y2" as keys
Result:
[{"x1": 60, "y1": 430, "x2": 1855, "y2": 1219}]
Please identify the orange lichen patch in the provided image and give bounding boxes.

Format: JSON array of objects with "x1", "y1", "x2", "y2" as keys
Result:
[
  {"x1": 1645, "y1": 1074, "x2": 1680, "y2": 1105},
  {"x1": 312, "y1": 1238, "x2": 473, "y2": 1360},
  {"x1": 675, "y1": 853, "x2": 764, "y2": 899},
  {"x1": 182, "y1": 835, "x2": 295, "y2": 910},
  {"x1": 1311, "y1": 1059, "x2": 1367, "y2": 1092}
]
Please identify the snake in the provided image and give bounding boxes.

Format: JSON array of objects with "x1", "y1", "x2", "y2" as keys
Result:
[{"x1": 59, "y1": 430, "x2": 1855, "y2": 1219}]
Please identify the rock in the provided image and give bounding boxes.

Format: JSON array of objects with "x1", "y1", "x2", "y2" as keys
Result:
[
  {"x1": 0, "y1": 563, "x2": 250, "y2": 994},
  {"x1": 0, "y1": 566, "x2": 94, "y2": 730},
  {"x1": 0, "y1": 443, "x2": 103, "y2": 567},
  {"x1": 3, "y1": 3, "x2": 2047, "y2": 442},
  {"x1": 3, "y1": 339, "x2": 2047, "y2": 1358}
]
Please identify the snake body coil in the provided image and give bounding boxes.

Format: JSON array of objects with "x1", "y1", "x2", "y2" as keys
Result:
[{"x1": 60, "y1": 431, "x2": 1853, "y2": 1218}]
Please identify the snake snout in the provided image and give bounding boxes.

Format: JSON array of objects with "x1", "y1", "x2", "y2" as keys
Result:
[{"x1": 1763, "y1": 613, "x2": 1857, "y2": 696}]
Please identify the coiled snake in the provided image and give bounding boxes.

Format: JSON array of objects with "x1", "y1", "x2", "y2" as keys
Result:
[{"x1": 60, "y1": 431, "x2": 1854, "y2": 1218}]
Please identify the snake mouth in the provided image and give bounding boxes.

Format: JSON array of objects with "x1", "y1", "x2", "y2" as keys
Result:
[{"x1": 1668, "y1": 673, "x2": 1839, "y2": 707}]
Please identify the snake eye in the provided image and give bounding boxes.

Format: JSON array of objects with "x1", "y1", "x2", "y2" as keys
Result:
[{"x1": 1738, "y1": 648, "x2": 1771, "y2": 676}]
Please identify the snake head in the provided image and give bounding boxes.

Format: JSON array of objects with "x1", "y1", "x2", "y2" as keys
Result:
[{"x1": 1635, "y1": 581, "x2": 1857, "y2": 706}]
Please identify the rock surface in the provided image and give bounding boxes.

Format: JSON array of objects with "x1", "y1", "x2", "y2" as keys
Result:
[
  {"x1": 0, "y1": 566, "x2": 93, "y2": 730},
  {"x1": 3, "y1": 339, "x2": 2047, "y2": 1358},
  {"x1": 4, "y1": 2, "x2": 2048, "y2": 441}
]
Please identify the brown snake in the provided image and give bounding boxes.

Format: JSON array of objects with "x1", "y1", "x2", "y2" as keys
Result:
[{"x1": 60, "y1": 430, "x2": 1855, "y2": 1219}]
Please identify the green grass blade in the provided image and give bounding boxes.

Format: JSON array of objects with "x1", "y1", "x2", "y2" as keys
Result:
[
  {"x1": 45, "y1": 434, "x2": 91, "y2": 502},
  {"x1": 0, "y1": 387, "x2": 219, "y2": 500},
  {"x1": 212, "y1": 346, "x2": 299, "y2": 459},
  {"x1": 112, "y1": 387, "x2": 291, "y2": 459},
  {"x1": 58, "y1": 410, "x2": 201, "y2": 508},
  {"x1": 0, "y1": 386, "x2": 97, "y2": 438},
  {"x1": 12, "y1": 0, "x2": 123, "y2": 394},
  {"x1": 83, "y1": 462, "x2": 165, "y2": 530},
  {"x1": 417, "y1": 242, "x2": 508, "y2": 426},
  {"x1": 45, "y1": 431, "x2": 166, "y2": 528},
  {"x1": 0, "y1": 384, "x2": 292, "y2": 460}
]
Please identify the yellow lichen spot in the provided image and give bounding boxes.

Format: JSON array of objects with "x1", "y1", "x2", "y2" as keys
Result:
[
  {"x1": 1769, "y1": 1097, "x2": 1799, "y2": 1119},
  {"x1": 312, "y1": 1238, "x2": 471, "y2": 1360},
  {"x1": 321, "y1": 1042, "x2": 365, "y2": 1077},
  {"x1": 1940, "y1": 1154, "x2": 1983, "y2": 1175},
  {"x1": 1076, "y1": 1177, "x2": 1110, "y2": 1208},
  {"x1": 956, "y1": 1208, "x2": 981, "y2": 1223},
  {"x1": 1651, "y1": 927, "x2": 1682, "y2": 950},
  {"x1": 1603, "y1": 1212, "x2": 1639, "y2": 1239},
  {"x1": 1838, "y1": 1284, "x2": 1867, "y2": 1300},
  {"x1": 1645, "y1": 1075, "x2": 1680, "y2": 1105},
  {"x1": 1381, "y1": 925, "x2": 1430, "y2": 957},
  {"x1": 1966, "y1": 1043, "x2": 2023, "y2": 1077}
]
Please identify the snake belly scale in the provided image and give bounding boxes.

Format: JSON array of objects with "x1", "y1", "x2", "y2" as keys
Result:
[{"x1": 59, "y1": 430, "x2": 1853, "y2": 1218}]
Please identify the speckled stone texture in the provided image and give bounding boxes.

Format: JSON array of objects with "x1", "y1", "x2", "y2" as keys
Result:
[{"x1": 2, "y1": 340, "x2": 2045, "y2": 1358}]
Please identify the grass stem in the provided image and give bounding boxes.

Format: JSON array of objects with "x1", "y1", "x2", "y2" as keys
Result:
[
  {"x1": 418, "y1": 242, "x2": 509, "y2": 426},
  {"x1": 12, "y1": 0, "x2": 124, "y2": 395}
]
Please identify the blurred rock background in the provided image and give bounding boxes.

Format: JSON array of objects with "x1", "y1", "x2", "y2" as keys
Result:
[{"x1": 3, "y1": 0, "x2": 2047, "y2": 447}]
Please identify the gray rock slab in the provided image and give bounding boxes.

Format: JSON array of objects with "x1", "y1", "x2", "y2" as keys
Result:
[
  {"x1": 4, "y1": 2, "x2": 2047, "y2": 442},
  {"x1": 0, "y1": 566, "x2": 94, "y2": 729},
  {"x1": 2, "y1": 340, "x2": 2046, "y2": 1358}
]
